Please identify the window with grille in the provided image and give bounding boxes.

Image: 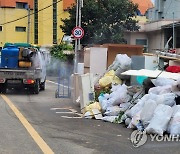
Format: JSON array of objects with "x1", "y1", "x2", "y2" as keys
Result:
[
  {"x1": 136, "y1": 39, "x2": 148, "y2": 52},
  {"x1": 16, "y1": 2, "x2": 28, "y2": 9},
  {"x1": 15, "y1": 26, "x2": 26, "y2": 32}
]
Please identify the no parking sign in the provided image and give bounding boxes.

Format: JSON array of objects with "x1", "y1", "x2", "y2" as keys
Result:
[{"x1": 72, "y1": 26, "x2": 84, "y2": 39}]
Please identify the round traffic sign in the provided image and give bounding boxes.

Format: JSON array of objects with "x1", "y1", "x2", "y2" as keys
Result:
[{"x1": 72, "y1": 26, "x2": 84, "y2": 39}]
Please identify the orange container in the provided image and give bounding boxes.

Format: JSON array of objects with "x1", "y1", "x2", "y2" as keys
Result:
[{"x1": 19, "y1": 61, "x2": 32, "y2": 68}]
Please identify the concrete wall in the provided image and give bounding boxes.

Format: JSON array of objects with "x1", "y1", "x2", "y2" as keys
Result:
[
  {"x1": 125, "y1": 30, "x2": 165, "y2": 53},
  {"x1": 130, "y1": 32, "x2": 147, "y2": 45},
  {"x1": 124, "y1": 32, "x2": 148, "y2": 50},
  {"x1": 147, "y1": 0, "x2": 180, "y2": 21},
  {"x1": 147, "y1": 30, "x2": 164, "y2": 52},
  {"x1": 124, "y1": 20, "x2": 177, "y2": 52},
  {"x1": 144, "y1": 20, "x2": 174, "y2": 32}
]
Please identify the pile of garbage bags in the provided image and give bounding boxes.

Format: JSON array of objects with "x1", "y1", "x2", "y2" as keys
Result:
[{"x1": 83, "y1": 54, "x2": 180, "y2": 136}]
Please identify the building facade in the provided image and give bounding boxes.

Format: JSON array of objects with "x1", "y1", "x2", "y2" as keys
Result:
[
  {"x1": 124, "y1": 0, "x2": 154, "y2": 52},
  {"x1": 125, "y1": 0, "x2": 180, "y2": 52},
  {"x1": 35, "y1": 0, "x2": 75, "y2": 46},
  {"x1": 0, "y1": 0, "x2": 75, "y2": 49},
  {"x1": 132, "y1": 0, "x2": 153, "y2": 15},
  {"x1": 0, "y1": 0, "x2": 34, "y2": 49},
  {"x1": 147, "y1": 0, "x2": 180, "y2": 21}
]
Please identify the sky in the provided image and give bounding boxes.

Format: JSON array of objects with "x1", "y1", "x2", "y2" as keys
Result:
[{"x1": 151, "y1": 0, "x2": 155, "y2": 4}]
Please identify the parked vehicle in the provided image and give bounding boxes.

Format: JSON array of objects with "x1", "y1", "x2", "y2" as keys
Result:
[{"x1": 0, "y1": 44, "x2": 46, "y2": 94}]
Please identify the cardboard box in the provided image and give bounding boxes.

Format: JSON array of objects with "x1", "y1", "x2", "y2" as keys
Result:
[
  {"x1": 102, "y1": 44, "x2": 143, "y2": 67},
  {"x1": 84, "y1": 44, "x2": 143, "y2": 72},
  {"x1": 169, "y1": 60, "x2": 180, "y2": 66}
]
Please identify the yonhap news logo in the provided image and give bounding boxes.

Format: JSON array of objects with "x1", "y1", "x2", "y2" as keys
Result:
[
  {"x1": 131, "y1": 130, "x2": 147, "y2": 147},
  {"x1": 131, "y1": 130, "x2": 180, "y2": 148}
]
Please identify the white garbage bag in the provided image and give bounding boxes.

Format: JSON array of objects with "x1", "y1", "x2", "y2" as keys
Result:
[
  {"x1": 151, "y1": 78, "x2": 176, "y2": 87},
  {"x1": 126, "y1": 99, "x2": 145, "y2": 118},
  {"x1": 98, "y1": 94, "x2": 106, "y2": 104},
  {"x1": 111, "y1": 84, "x2": 122, "y2": 92},
  {"x1": 148, "y1": 86, "x2": 170, "y2": 95},
  {"x1": 108, "y1": 54, "x2": 131, "y2": 71},
  {"x1": 171, "y1": 105, "x2": 180, "y2": 117},
  {"x1": 125, "y1": 94, "x2": 158, "y2": 118},
  {"x1": 104, "y1": 106, "x2": 121, "y2": 116},
  {"x1": 138, "y1": 93, "x2": 158, "y2": 103},
  {"x1": 102, "y1": 116, "x2": 118, "y2": 123},
  {"x1": 140, "y1": 99, "x2": 157, "y2": 126},
  {"x1": 110, "y1": 60, "x2": 119, "y2": 71},
  {"x1": 100, "y1": 100, "x2": 112, "y2": 111},
  {"x1": 131, "y1": 111, "x2": 141, "y2": 127},
  {"x1": 148, "y1": 85, "x2": 172, "y2": 95},
  {"x1": 119, "y1": 102, "x2": 131, "y2": 112},
  {"x1": 84, "y1": 111, "x2": 93, "y2": 119},
  {"x1": 156, "y1": 93, "x2": 176, "y2": 107},
  {"x1": 168, "y1": 112, "x2": 180, "y2": 135},
  {"x1": 108, "y1": 84, "x2": 128, "y2": 105},
  {"x1": 167, "y1": 105, "x2": 180, "y2": 133},
  {"x1": 116, "y1": 54, "x2": 131, "y2": 69},
  {"x1": 146, "y1": 104, "x2": 173, "y2": 136},
  {"x1": 125, "y1": 118, "x2": 132, "y2": 126},
  {"x1": 127, "y1": 120, "x2": 136, "y2": 129}
]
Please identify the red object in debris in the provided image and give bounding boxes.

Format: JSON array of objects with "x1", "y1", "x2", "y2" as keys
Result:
[
  {"x1": 166, "y1": 66, "x2": 180, "y2": 73},
  {"x1": 169, "y1": 49, "x2": 176, "y2": 53}
]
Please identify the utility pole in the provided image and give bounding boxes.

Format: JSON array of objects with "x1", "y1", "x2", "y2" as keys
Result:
[
  {"x1": 74, "y1": 0, "x2": 79, "y2": 73},
  {"x1": 172, "y1": 0, "x2": 175, "y2": 49},
  {"x1": 27, "y1": 5, "x2": 30, "y2": 44},
  {"x1": 172, "y1": 12, "x2": 175, "y2": 49},
  {"x1": 78, "y1": 0, "x2": 82, "y2": 50},
  {"x1": 74, "y1": 0, "x2": 83, "y2": 73}
]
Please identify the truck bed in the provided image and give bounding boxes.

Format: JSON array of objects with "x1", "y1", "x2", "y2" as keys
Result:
[{"x1": 0, "y1": 68, "x2": 42, "y2": 79}]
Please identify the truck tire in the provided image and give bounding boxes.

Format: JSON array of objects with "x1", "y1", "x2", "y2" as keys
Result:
[
  {"x1": 0, "y1": 84, "x2": 6, "y2": 94},
  {"x1": 40, "y1": 81, "x2": 45, "y2": 91},
  {"x1": 34, "y1": 80, "x2": 40, "y2": 94}
]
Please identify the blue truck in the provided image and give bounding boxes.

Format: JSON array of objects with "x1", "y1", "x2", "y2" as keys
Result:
[{"x1": 0, "y1": 44, "x2": 46, "y2": 94}]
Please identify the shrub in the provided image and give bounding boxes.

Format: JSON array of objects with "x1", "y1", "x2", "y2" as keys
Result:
[{"x1": 50, "y1": 43, "x2": 74, "y2": 61}]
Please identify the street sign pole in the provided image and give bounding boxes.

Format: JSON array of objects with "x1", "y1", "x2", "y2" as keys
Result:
[
  {"x1": 78, "y1": 0, "x2": 82, "y2": 51},
  {"x1": 74, "y1": 0, "x2": 83, "y2": 73},
  {"x1": 74, "y1": 0, "x2": 79, "y2": 73}
]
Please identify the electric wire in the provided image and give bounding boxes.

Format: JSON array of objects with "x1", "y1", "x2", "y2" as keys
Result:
[{"x1": 0, "y1": 0, "x2": 62, "y2": 25}]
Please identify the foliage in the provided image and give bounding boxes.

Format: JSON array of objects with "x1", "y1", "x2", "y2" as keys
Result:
[
  {"x1": 114, "y1": 111, "x2": 125, "y2": 123},
  {"x1": 95, "y1": 87, "x2": 112, "y2": 102},
  {"x1": 60, "y1": 0, "x2": 139, "y2": 45},
  {"x1": 50, "y1": 43, "x2": 74, "y2": 61}
]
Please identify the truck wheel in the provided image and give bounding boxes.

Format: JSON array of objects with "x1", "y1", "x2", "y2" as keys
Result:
[
  {"x1": 2, "y1": 87, "x2": 6, "y2": 94},
  {"x1": 34, "y1": 80, "x2": 40, "y2": 94},
  {"x1": 0, "y1": 84, "x2": 6, "y2": 94},
  {"x1": 40, "y1": 81, "x2": 45, "y2": 91}
]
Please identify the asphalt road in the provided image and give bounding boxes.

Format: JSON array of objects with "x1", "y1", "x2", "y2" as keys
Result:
[{"x1": 0, "y1": 77, "x2": 179, "y2": 154}]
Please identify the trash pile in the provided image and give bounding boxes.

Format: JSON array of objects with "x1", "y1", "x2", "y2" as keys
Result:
[{"x1": 83, "y1": 54, "x2": 180, "y2": 136}]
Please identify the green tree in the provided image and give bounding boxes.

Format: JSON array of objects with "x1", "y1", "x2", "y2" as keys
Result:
[
  {"x1": 50, "y1": 43, "x2": 74, "y2": 61},
  {"x1": 60, "y1": 0, "x2": 139, "y2": 45}
]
